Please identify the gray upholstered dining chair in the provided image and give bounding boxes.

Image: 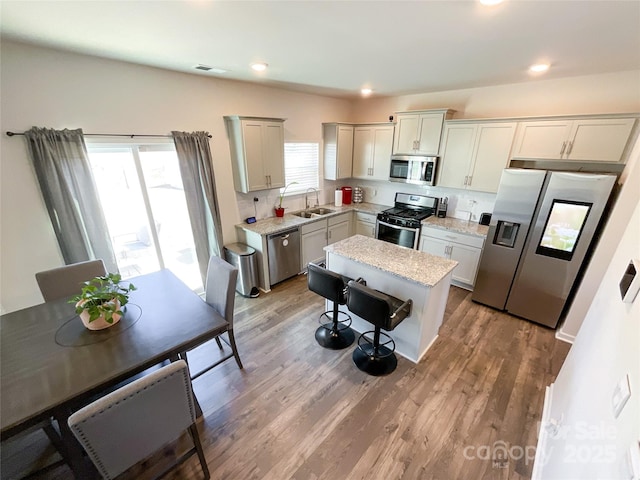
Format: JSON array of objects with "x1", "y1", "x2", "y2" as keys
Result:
[
  {"x1": 67, "y1": 360, "x2": 210, "y2": 480},
  {"x1": 4, "y1": 259, "x2": 108, "y2": 476},
  {"x1": 181, "y1": 255, "x2": 243, "y2": 379},
  {"x1": 35, "y1": 259, "x2": 107, "y2": 302}
]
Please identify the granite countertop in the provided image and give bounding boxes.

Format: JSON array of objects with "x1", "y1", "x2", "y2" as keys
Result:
[
  {"x1": 325, "y1": 235, "x2": 458, "y2": 288},
  {"x1": 236, "y1": 202, "x2": 388, "y2": 236},
  {"x1": 422, "y1": 216, "x2": 489, "y2": 238}
]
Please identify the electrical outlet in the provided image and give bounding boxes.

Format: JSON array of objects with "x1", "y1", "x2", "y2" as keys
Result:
[{"x1": 612, "y1": 374, "x2": 631, "y2": 418}]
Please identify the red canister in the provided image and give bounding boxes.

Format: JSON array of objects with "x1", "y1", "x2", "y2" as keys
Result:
[{"x1": 341, "y1": 186, "x2": 352, "y2": 204}]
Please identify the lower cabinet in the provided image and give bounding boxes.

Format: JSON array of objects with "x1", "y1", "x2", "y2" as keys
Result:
[
  {"x1": 300, "y1": 213, "x2": 352, "y2": 270},
  {"x1": 301, "y1": 219, "x2": 328, "y2": 270},
  {"x1": 328, "y1": 214, "x2": 351, "y2": 245},
  {"x1": 354, "y1": 211, "x2": 376, "y2": 238},
  {"x1": 419, "y1": 227, "x2": 484, "y2": 290}
]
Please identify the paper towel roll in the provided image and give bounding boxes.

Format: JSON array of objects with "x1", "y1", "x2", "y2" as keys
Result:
[{"x1": 335, "y1": 189, "x2": 343, "y2": 207}]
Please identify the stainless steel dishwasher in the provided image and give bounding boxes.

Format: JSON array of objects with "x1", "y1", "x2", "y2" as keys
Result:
[{"x1": 267, "y1": 227, "x2": 301, "y2": 285}]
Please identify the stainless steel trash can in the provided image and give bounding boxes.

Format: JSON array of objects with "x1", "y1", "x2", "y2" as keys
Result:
[{"x1": 224, "y1": 243, "x2": 260, "y2": 298}]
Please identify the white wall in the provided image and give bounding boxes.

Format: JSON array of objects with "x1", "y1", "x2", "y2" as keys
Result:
[
  {"x1": 352, "y1": 70, "x2": 640, "y2": 121},
  {"x1": 0, "y1": 40, "x2": 353, "y2": 312},
  {"x1": 534, "y1": 158, "x2": 640, "y2": 479}
]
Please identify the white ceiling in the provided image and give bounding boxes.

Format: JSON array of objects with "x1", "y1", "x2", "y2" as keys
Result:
[{"x1": 1, "y1": 0, "x2": 639, "y2": 99}]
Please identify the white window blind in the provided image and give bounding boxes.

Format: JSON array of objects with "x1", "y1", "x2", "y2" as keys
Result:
[{"x1": 282, "y1": 142, "x2": 319, "y2": 195}]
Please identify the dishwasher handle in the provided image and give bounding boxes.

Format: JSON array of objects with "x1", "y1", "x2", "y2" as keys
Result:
[{"x1": 269, "y1": 228, "x2": 299, "y2": 239}]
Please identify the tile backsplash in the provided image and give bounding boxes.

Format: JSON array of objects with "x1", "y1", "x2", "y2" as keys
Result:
[
  {"x1": 332, "y1": 179, "x2": 496, "y2": 223},
  {"x1": 235, "y1": 179, "x2": 496, "y2": 224}
]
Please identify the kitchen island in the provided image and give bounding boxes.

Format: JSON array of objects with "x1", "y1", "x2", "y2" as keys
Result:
[{"x1": 325, "y1": 235, "x2": 458, "y2": 364}]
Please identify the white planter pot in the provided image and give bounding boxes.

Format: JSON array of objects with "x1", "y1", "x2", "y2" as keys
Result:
[{"x1": 77, "y1": 299, "x2": 122, "y2": 331}]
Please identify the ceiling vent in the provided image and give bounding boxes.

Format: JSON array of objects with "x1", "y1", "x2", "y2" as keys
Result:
[{"x1": 194, "y1": 64, "x2": 228, "y2": 74}]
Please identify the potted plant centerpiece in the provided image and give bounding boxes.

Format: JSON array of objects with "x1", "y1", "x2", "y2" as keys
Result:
[
  {"x1": 274, "y1": 181, "x2": 298, "y2": 217},
  {"x1": 71, "y1": 273, "x2": 136, "y2": 331}
]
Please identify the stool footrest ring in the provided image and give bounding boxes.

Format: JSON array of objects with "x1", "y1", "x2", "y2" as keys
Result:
[
  {"x1": 317, "y1": 310, "x2": 352, "y2": 331},
  {"x1": 356, "y1": 330, "x2": 396, "y2": 359}
]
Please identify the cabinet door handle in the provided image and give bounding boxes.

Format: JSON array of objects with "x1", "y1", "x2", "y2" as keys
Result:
[
  {"x1": 560, "y1": 141, "x2": 567, "y2": 156},
  {"x1": 566, "y1": 141, "x2": 573, "y2": 155},
  {"x1": 467, "y1": 175, "x2": 472, "y2": 186},
  {"x1": 463, "y1": 175, "x2": 468, "y2": 186}
]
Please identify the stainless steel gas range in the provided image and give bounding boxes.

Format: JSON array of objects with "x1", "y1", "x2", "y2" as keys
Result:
[{"x1": 375, "y1": 193, "x2": 438, "y2": 249}]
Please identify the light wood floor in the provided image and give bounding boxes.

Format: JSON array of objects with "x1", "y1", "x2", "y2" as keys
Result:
[{"x1": 11, "y1": 274, "x2": 571, "y2": 480}]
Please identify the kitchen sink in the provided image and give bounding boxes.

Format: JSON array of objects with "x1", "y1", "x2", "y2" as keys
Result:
[{"x1": 293, "y1": 207, "x2": 334, "y2": 218}]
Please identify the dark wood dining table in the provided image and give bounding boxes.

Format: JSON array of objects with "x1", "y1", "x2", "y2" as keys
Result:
[{"x1": 1, "y1": 269, "x2": 228, "y2": 478}]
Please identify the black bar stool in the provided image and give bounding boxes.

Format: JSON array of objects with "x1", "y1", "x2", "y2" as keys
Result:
[
  {"x1": 307, "y1": 262, "x2": 364, "y2": 350},
  {"x1": 346, "y1": 280, "x2": 412, "y2": 376}
]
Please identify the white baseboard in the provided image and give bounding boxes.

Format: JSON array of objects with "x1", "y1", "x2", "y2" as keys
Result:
[
  {"x1": 532, "y1": 382, "x2": 555, "y2": 480},
  {"x1": 555, "y1": 329, "x2": 576, "y2": 344}
]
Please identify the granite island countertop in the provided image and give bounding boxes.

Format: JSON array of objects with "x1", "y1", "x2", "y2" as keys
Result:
[
  {"x1": 235, "y1": 202, "x2": 388, "y2": 237},
  {"x1": 325, "y1": 234, "x2": 458, "y2": 288},
  {"x1": 422, "y1": 216, "x2": 489, "y2": 238}
]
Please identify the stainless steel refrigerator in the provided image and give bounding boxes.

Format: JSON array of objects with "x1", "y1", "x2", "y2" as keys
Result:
[{"x1": 472, "y1": 168, "x2": 616, "y2": 328}]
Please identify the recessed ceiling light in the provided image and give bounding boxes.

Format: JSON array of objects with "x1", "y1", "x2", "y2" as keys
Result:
[
  {"x1": 529, "y1": 63, "x2": 550, "y2": 73},
  {"x1": 361, "y1": 88, "x2": 373, "y2": 96},
  {"x1": 479, "y1": 0, "x2": 504, "y2": 5},
  {"x1": 251, "y1": 62, "x2": 268, "y2": 72}
]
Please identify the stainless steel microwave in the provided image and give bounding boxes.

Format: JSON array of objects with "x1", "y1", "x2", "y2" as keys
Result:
[{"x1": 389, "y1": 155, "x2": 438, "y2": 186}]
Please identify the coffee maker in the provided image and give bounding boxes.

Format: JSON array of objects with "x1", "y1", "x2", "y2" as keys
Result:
[{"x1": 437, "y1": 197, "x2": 448, "y2": 218}]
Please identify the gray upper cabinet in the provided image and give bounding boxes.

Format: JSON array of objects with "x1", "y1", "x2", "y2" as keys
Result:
[
  {"x1": 225, "y1": 116, "x2": 286, "y2": 193},
  {"x1": 392, "y1": 109, "x2": 454, "y2": 155},
  {"x1": 323, "y1": 123, "x2": 354, "y2": 180}
]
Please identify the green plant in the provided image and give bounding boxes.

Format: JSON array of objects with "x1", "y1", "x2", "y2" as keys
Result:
[
  {"x1": 277, "y1": 181, "x2": 298, "y2": 208},
  {"x1": 70, "y1": 273, "x2": 136, "y2": 324}
]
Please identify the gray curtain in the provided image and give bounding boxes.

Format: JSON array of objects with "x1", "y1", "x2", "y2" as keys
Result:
[
  {"x1": 171, "y1": 131, "x2": 223, "y2": 284},
  {"x1": 24, "y1": 127, "x2": 118, "y2": 272}
]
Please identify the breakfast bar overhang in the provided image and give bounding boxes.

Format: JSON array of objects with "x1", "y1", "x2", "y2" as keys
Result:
[{"x1": 324, "y1": 235, "x2": 458, "y2": 364}]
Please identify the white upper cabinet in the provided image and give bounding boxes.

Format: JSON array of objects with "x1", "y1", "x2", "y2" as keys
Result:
[
  {"x1": 323, "y1": 123, "x2": 354, "y2": 180},
  {"x1": 392, "y1": 109, "x2": 454, "y2": 155},
  {"x1": 352, "y1": 124, "x2": 394, "y2": 181},
  {"x1": 225, "y1": 116, "x2": 285, "y2": 193},
  {"x1": 512, "y1": 117, "x2": 636, "y2": 163},
  {"x1": 438, "y1": 121, "x2": 516, "y2": 193}
]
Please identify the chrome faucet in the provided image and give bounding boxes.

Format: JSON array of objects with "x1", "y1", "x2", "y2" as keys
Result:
[{"x1": 305, "y1": 188, "x2": 319, "y2": 210}]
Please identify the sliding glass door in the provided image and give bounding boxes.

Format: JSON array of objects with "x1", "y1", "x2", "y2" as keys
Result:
[{"x1": 88, "y1": 143, "x2": 203, "y2": 293}]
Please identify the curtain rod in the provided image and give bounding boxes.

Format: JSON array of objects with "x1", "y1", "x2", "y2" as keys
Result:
[{"x1": 5, "y1": 131, "x2": 212, "y2": 138}]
